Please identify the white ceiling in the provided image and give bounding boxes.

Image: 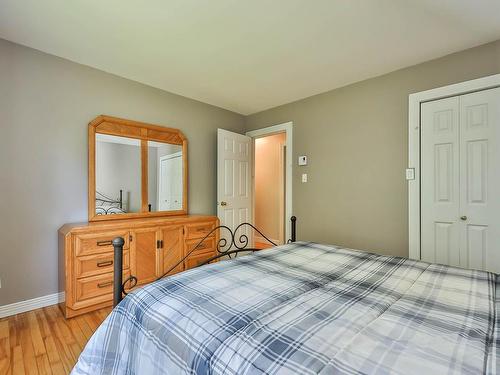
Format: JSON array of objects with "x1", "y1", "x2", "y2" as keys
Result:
[{"x1": 1, "y1": 1, "x2": 500, "y2": 115}]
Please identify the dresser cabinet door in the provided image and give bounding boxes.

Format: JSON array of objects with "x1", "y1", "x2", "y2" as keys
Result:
[
  {"x1": 159, "y1": 225, "x2": 184, "y2": 276},
  {"x1": 130, "y1": 227, "x2": 160, "y2": 285}
]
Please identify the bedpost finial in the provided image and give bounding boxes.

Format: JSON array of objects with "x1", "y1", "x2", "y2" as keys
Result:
[{"x1": 113, "y1": 237, "x2": 125, "y2": 247}]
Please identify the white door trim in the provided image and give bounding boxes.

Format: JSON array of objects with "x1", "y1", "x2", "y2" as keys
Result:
[
  {"x1": 408, "y1": 73, "x2": 500, "y2": 260},
  {"x1": 246, "y1": 122, "x2": 293, "y2": 243}
]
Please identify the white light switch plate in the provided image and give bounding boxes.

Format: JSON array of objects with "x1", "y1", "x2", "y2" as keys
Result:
[
  {"x1": 302, "y1": 173, "x2": 308, "y2": 183},
  {"x1": 298, "y1": 156, "x2": 307, "y2": 166},
  {"x1": 406, "y1": 168, "x2": 415, "y2": 180}
]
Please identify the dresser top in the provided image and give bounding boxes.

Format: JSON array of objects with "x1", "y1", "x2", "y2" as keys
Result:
[{"x1": 59, "y1": 214, "x2": 218, "y2": 235}]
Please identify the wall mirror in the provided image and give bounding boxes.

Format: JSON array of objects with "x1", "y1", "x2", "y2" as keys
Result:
[{"x1": 89, "y1": 115, "x2": 187, "y2": 221}]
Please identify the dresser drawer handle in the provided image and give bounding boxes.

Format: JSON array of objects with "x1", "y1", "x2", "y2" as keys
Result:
[
  {"x1": 96, "y1": 240, "x2": 113, "y2": 247},
  {"x1": 97, "y1": 260, "x2": 113, "y2": 267},
  {"x1": 97, "y1": 281, "x2": 113, "y2": 288},
  {"x1": 197, "y1": 244, "x2": 207, "y2": 249}
]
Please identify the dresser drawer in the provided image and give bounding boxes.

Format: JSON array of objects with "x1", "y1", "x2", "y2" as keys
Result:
[
  {"x1": 75, "y1": 271, "x2": 130, "y2": 303},
  {"x1": 75, "y1": 231, "x2": 130, "y2": 256},
  {"x1": 185, "y1": 221, "x2": 216, "y2": 239},
  {"x1": 75, "y1": 251, "x2": 130, "y2": 279},
  {"x1": 185, "y1": 250, "x2": 216, "y2": 269},
  {"x1": 186, "y1": 236, "x2": 216, "y2": 254}
]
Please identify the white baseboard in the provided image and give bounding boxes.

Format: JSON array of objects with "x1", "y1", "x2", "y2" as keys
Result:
[{"x1": 0, "y1": 292, "x2": 65, "y2": 318}]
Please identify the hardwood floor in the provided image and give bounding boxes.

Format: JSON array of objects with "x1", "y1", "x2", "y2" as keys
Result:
[{"x1": 0, "y1": 305, "x2": 111, "y2": 375}]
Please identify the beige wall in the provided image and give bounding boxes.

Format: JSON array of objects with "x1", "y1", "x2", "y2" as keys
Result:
[
  {"x1": 255, "y1": 133, "x2": 286, "y2": 243},
  {"x1": 0, "y1": 38, "x2": 244, "y2": 306},
  {"x1": 245, "y1": 40, "x2": 500, "y2": 258},
  {"x1": 2, "y1": 37, "x2": 500, "y2": 307}
]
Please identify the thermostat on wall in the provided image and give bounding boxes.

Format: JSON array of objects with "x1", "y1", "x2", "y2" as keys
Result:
[{"x1": 298, "y1": 155, "x2": 307, "y2": 166}]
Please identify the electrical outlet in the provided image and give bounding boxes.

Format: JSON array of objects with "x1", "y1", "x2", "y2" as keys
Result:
[{"x1": 302, "y1": 173, "x2": 308, "y2": 183}]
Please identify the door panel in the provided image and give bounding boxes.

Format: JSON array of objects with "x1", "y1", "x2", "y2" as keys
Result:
[
  {"x1": 160, "y1": 225, "x2": 184, "y2": 276},
  {"x1": 217, "y1": 129, "x2": 252, "y2": 250},
  {"x1": 459, "y1": 88, "x2": 500, "y2": 272},
  {"x1": 131, "y1": 227, "x2": 159, "y2": 285},
  {"x1": 421, "y1": 97, "x2": 460, "y2": 266},
  {"x1": 467, "y1": 225, "x2": 487, "y2": 270}
]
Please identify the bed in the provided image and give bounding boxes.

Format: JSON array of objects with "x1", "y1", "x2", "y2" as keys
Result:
[
  {"x1": 72, "y1": 223, "x2": 499, "y2": 374},
  {"x1": 95, "y1": 190, "x2": 127, "y2": 215}
]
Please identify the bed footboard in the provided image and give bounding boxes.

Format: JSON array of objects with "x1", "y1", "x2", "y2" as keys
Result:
[{"x1": 112, "y1": 216, "x2": 297, "y2": 307}]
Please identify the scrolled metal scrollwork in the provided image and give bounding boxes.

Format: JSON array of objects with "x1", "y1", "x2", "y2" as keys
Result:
[
  {"x1": 121, "y1": 275, "x2": 138, "y2": 296},
  {"x1": 115, "y1": 217, "x2": 297, "y2": 305}
]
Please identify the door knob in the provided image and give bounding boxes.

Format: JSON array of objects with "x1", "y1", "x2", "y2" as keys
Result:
[
  {"x1": 220, "y1": 201, "x2": 227, "y2": 206},
  {"x1": 460, "y1": 216, "x2": 467, "y2": 221}
]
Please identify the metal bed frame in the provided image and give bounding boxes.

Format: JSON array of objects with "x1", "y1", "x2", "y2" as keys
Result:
[
  {"x1": 95, "y1": 190, "x2": 125, "y2": 215},
  {"x1": 112, "y1": 216, "x2": 297, "y2": 306}
]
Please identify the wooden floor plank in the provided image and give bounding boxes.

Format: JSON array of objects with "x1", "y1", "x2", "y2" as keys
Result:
[
  {"x1": 74, "y1": 317, "x2": 92, "y2": 342},
  {"x1": 1, "y1": 306, "x2": 109, "y2": 375},
  {"x1": 35, "y1": 354, "x2": 51, "y2": 375},
  {"x1": 43, "y1": 336, "x2": 65, "y2": 375},
  {"x1": 27, "y1": 312, "x2": 45, "y2": 357},
  {"x1": 18, "y1": 314, "x2": 39, "y2": 375},
  {"x1": 0, "y1": 320, "x2": 11, "y2": 375},
  {"x1": 12, "y1": 346, "x2": 25, "y2": 375}
]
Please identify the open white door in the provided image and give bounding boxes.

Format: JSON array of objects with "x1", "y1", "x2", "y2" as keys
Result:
[{"x1": 217, "y1": 129, "x2": 252, "y2": 248}]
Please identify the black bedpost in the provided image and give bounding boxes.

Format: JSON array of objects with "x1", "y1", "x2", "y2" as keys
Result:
[
  {"x1": 113, "y1": 237, "x2": 125, "y2": 307},
  {"x1": 290, "y1": 216, "x2": 297, "y2": 242}
]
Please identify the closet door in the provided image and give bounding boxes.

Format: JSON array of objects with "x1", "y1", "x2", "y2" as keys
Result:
[
  {"x1": 421, "y1": 97, "x2": 461, "y2": 266},
  {"x1": 421, "y1": 87, "x2": 500, "y2": 272},
  {"x1": 459, "y1": 88, "x2": 500, "y2": 272}
]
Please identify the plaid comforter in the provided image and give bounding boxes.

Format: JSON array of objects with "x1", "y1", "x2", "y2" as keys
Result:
[{"x1": 72, "y1": 242, "x2": 499, "y2": 374}]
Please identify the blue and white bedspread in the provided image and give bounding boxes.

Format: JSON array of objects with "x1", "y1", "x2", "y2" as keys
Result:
[{"x1": 72, "y1": 242, "x2": 499, "y2": 374}]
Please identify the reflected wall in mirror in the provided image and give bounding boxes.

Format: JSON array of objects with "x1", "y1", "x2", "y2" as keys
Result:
[
  {"x1": 88, "y1": 115, "x2": 188, "y2": 222},
  {"x1": 148, "y1": 141, "x2": 183, "y2": 212},
  {"x1": 95, "y1": 134, "x2": 141, "y2": 215}
]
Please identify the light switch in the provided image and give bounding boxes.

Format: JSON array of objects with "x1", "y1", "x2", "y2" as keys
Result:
[
  {"x1": 298, "y1": 156, "x2": 307, "y2": 166},
  {"x1": 405, "y1": 168, "x2": 415, "y2": 180},
  {"x1": 302, "y1": 173, "x2": 308, "y2": 183}
]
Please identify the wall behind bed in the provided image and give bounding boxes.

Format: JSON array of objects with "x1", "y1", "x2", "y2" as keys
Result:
[
  {"x1": 0, "y1": 38, "x2": 245, "y2": 306},
  {"x1": 245, "y1": 40, "x2": 500, "y2": 258}
]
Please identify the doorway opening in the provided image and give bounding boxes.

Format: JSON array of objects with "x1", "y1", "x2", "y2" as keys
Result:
[
  {"x1": 216, "y1": 122, "x2": 292, "y2": 248},
  {"x1": 253, "y1": 133, "x2": 287, "y2": 248}
]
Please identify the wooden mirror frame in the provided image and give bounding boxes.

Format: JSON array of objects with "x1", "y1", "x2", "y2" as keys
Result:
[{"x1": 88, "y1": 115, "x2": 188, "y2": 222}]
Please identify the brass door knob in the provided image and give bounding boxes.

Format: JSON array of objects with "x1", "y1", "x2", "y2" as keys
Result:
[
  {"x1": 220, "y1": 201, "x2": 228, "y2": 206},
  {"x1": 460, "y1": 216, "x2": 467, "y2": 221}
]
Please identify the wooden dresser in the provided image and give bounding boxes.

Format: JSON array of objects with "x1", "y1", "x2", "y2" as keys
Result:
[{"x1": 59, "y1": 215, "x2": 218, "y2": 318}]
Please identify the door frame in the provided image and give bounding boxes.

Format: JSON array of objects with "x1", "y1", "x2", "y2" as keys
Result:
[
  {"x1": 408, "y1": 73, "x2": 500, "y2": 261},
  {"x1": 157, "y1": 151, "x2": 183, "y2": 211},
  {"x1": 246, "y1": 122, "x2": 293, "y2": 243}
]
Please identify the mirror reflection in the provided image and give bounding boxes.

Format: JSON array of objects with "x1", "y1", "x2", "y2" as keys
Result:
[
  {"x1": 95, "y1": 134, "x2": 141, "y2": 215},
  {"x1": 148, "y1": 141, "x2": 183, "y2": 212}
]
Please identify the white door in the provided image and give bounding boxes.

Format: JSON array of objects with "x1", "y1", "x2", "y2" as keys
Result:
[
  {"x1": 158, "y1": 152, "x2": 182, "y2": 211},
  {"x1": 217, "y1": 129, "x2": 252, "y2": 249},
  {"x1": 421, "y1": 96, "x2": 461, "y2": 267},
  {"x1": 459, "y1": 88, "x2": 500, "y2": 272},
  {"x1": 421, "y1": 87, "x2": 500, "y2": 272}
]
